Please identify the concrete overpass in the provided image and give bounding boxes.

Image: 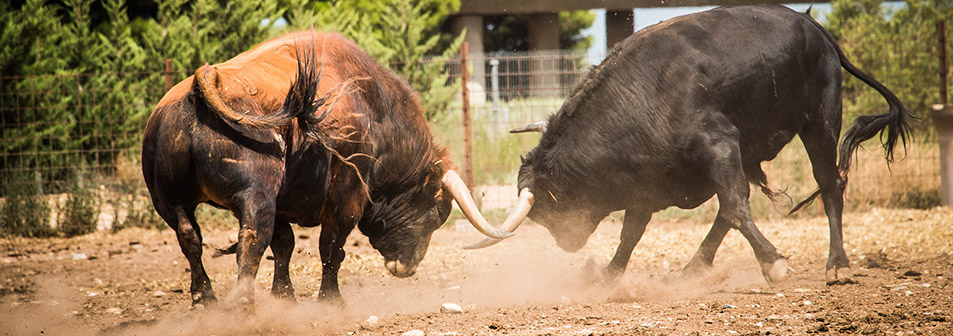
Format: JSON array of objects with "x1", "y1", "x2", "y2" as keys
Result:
[
  {"x1": 450, "y1": 1, "x2": 824, "y2": 100},
  {"x1": 451, "y1": 0, "x2": 824, "y2": 56}
]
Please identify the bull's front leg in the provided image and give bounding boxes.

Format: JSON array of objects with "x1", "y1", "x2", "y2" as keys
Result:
[
  {"x1": 317, "y1": 220, "x2": 355, "y2": 301},
  {"x1": 604, "y1": 210, "x2": 651, "y2": 280}
]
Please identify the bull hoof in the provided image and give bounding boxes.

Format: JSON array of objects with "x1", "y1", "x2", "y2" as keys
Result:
[
  {"x1": 680, "y1": 258, "x2": 712, "y2": 279},
  {"x1": 191, "y1": 292, "x2": 218, "y2": 309},
  {"x1": 761, "y1": 257, "x2": 789, "y2": 285},
  {"x1": 825, "y1": 266, "x2": 851, "y2": 282},
  {"x1": 271, "y1": 285, "x2": 296, "y2": 302}
]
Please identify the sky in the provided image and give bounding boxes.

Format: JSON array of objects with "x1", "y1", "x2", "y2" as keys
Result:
[{"x1": 581, "y1": 3, "x2": 832, "y2": 64}]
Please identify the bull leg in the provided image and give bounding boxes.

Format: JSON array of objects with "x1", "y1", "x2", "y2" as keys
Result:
[
  {"x1": 800, "y1": 124, "x2": 850, "y2": 280},
  {"x1": 682, "y1": 218, "x2": 731, "y2": 277},
  {"x1": 234, "y1": 193, "x2": 277, "y2": 308},
  {"x1": 705, "y1": 138, "x2": 788, "y2": 284},
  {"x1": 270, "y1": 219, "x2": 296, "y2": 300},
  {"x1": 604, "y1": 210, "x2": 651, "y2": 279},
  {"x1": 317, "y1": 221, "x2": 355, "y2": 301},
  {"x1": 158, "y1": 204, "x2": 217, "y2": 307}
]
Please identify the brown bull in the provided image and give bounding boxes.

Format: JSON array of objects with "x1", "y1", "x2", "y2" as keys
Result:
[{"x1": 141, "y1": 31, "x2": 509, "y2": 307}]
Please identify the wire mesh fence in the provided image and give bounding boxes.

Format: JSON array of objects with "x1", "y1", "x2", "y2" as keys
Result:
[{"x1": 0, "y1": 49, "x2": 942, "y2": 228}]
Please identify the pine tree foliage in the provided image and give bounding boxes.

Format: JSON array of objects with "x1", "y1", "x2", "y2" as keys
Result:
[
  {"x1": 825, "y1": 0, "x2": 952, "y2": 135},
  {"x1": 0, "y1": 0, "x2": 466, "y2": 195}
]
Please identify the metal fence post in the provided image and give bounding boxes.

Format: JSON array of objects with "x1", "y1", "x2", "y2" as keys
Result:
[
  {"x1": 461, "y1": 42, "x2": 474, "y2": 189},
  {"x1": 934, "y1": 20, "x2": 952, "y2": 206}
]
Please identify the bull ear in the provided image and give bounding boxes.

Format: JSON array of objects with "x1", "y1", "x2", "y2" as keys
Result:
[{"x1": 510, "y1": 121, "x2": 548, "y2": 133}]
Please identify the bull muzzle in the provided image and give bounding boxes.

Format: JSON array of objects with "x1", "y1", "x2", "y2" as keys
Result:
[{"x1": 385, "y1": 259, "x2": 417, "y2": 278}]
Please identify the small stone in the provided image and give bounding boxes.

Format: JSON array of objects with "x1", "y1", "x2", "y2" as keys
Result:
[
  {"x1": 440, "y1": 303, "x2": 463, "y2": 314},
  {"x1": 802, "y1": 300, "x2": 813, "y2": 306},
  {"x1": 776, "y1": 293, "x2": 785, "y2": 297},
  {"x1": 360, "y1": 316, "x2": 379, "y2": 330},
  {"x1": 754, "y1": 322, "x2": 764, "y2": 327},
  {"x1": 72, "y1": 253, "x2": 88, "y2": 260},
  {"x1": 723, "y1": 304, "x2": 737, "y2": 309},
  {"x1": 903, "y1": 270, "x2": 921, "y2": 277},
  {"x1": 401, "y1": 330, "x2": 425, "y2": 336},
  {"x1": 447, "y1": 286, "x2": 461, "y2": 291},
  {"x1": 153, "y1": 290, "x2": 166, "y2": 297},
  {"x1": 904, "y1": 290, "x2": 913, "y2": 296},
  {"x1": 575, "y1": 328, "x2": 595, "y2": 335},
  {"x1": 922, "y1": 283, "x2": 932, "y2": 288},
  {"x1": 106, "y1": 307, "x2": 122, "y2": 314}
]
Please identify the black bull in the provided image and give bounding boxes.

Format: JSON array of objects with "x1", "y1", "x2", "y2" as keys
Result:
[
  {"x1": 470, "y1": 5, "x2": 910, "y2": 283},
  {"x1": 142, "y1": 32, "x2": 510, "y2": 307}
]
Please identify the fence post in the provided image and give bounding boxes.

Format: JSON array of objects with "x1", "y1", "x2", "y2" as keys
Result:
[
  {"x1": 939, "y1": 20, "x2": 947, "y2": 105},
  {"x1": 164, "y1": 59, "x2": 173, "y2": 91},
  {"x1": 934, "y1": 19, "x2": 953, "y2": 206},
  {"x1": 461, "y1": 42, "x2": 474, "y2": 189}
]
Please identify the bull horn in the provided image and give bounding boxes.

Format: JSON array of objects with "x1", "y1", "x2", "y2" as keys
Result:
[
  {"x1": 510, "y1": 121, "x2": 548, "y2": 133},
  {"x1": 463, "y1": 188, "x2": 533, "y2": 249},
  {"x1": 441, "y1": 170, "x2": 513, "y2": 240}
]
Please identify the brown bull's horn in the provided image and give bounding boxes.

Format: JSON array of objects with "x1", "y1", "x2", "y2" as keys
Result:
[
  {"x1": 463, "y1": 188, "x2": 533, "y2": 249},
  {"x1": 441, "y1": 170, "x2": 513, "y2": 240},
  {"x1": 510, "y1": 121, "x2": 548, "y2": 133}
]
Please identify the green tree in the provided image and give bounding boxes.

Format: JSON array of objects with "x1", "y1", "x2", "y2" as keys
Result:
[
  {"x1": 285, "y1": 0, "x2": 464, "y2": 119},
  {"x1": 484, "y1": 10, "x2": 595, "y2": 52},
  {"x1": 825, "y1": 0, "x2": 951, "y2": 134}
]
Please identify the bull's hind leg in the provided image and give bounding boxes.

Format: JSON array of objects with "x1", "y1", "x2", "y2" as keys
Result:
[
  {"x1": 270, "y1": 219, "x2": 296, "y2": 300},
  {"x1": 800, "y1": 124, "x2": 850, "y2": 280},
  {"x1": 158, "y1": 204, "x2": 217, "y2": 307},
  {"x1": 703, "y1": 134, "x2": 788, "y2": 284},
  {"x1": 682, "y1": 218, "x2": 730, "y2": 277},
  {"x1": 233, "y1": 192, "x2": 278, "y2": 307}
]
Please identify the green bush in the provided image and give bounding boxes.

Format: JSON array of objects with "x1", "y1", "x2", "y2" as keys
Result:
[
  {"x1": 0, "y1": 175, "x2": 58, "y2": 238},
  {"x1": 57, "y1": 186, "x2": 100, "y2": 237}
]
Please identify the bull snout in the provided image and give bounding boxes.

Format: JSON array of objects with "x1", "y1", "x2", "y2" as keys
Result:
[
  {"x1": 554, "y1": 236, "x2": 588, "y2": 252},
  {"x1": 384, "y1": 259, "x2": 417, "y2": 278}
]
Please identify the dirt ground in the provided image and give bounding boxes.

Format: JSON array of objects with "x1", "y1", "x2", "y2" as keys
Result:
[{"x1": 1, "y1": 207, "x2": 951, "y2": 335}]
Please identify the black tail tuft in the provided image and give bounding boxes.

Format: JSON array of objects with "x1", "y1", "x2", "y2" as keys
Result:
[{"x1": 211, "y1": 242, "x2": 238, "y2": 258}]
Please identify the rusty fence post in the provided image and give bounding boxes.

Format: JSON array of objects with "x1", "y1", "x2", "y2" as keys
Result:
[
  {"x1": 164, "y1": 59, "x2": 173, "y2": 91},
  {"x1": 461, "y1": 42, "x2": 474, "y2": 189}
]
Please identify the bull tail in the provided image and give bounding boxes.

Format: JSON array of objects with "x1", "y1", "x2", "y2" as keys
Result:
[
  {"x1": 790, "y1": 14, "x2": 912, "y2": 214},
  {"x1": 211, "y1": 242, "x2": 238, "y2": 258},
  {"x1": 193, "y1": 40, "x2": 328, "y2": 129}
]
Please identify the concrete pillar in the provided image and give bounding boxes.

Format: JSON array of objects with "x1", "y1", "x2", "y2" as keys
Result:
[
  {"x1": 527, "y1": 13, "x2": 560, "y2": 51},
  {"x1": 452, "y1": 15, "x2": 486, "y2": 104},
  {"x1": 932, "y1": 104, "x2": 953, "y2": 206},
  {"x1": 527, "y1": 13, "x2": 559, "y2": 98},
  {"x1": 606, "y1": 9, "x2": 634, "y2": 49}
]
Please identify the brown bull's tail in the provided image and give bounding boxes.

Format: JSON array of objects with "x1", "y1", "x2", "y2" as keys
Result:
[
  {"x1": 193, "y1": 40, "x2": 329, "y2": 129},
  {"x1": 790, "y1": 14, "x2": 913, "y2": 214}
]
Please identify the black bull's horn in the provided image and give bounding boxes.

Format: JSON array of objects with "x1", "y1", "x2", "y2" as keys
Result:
[
  {"x1": 441, "y1": 170, "x2": 515, "y2": 240},
  {"x1": 509, "y1": 121, "x2": 548, "y2": 133},
  {"x1": 463, "y1": 187, "x2": 534, "y2": 249}
]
